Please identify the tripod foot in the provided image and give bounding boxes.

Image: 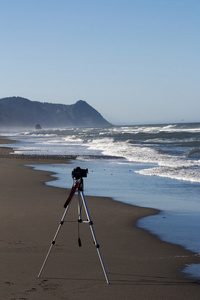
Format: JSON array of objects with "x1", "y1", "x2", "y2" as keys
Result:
[{"x1": 78, "y1": 237, "x2": 82, "y2": 247}]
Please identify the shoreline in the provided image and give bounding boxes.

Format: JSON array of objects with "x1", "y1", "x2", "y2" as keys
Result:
[{"x1": 1, "y1": 138, "x2": 200, "y2": 299}]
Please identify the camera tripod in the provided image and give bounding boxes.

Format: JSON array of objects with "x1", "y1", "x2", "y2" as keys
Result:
[{"x1": 38, "y1": 171, "x2": 110, "y2": 284}]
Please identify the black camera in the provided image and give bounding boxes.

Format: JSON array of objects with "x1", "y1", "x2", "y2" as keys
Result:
[{"x1": 72, "y1": 167, "x2": 88, "y2": 180}]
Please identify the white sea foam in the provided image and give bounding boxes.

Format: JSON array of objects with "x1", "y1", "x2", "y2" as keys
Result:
[
  {"x1": 3, "y1": 123, "x2": 200, "y2": 183},
  {"x1": 84, "y1": 136, "x2": 200, "y2": 182},
  {"x1": 135, "y1": 166, "x2": 200, "y2": 183}
]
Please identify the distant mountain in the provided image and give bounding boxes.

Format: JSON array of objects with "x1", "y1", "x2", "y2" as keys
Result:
[{"x1": 0, "y1": 97, "x2": 112, "y2": 128}]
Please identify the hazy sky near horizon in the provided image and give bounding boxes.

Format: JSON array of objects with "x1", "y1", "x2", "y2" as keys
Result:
[{"x1": 1, "y1": 0, "x2": 199, "y2": 125}]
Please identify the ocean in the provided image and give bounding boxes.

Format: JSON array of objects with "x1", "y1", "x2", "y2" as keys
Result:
[{"x1": 2, "y1": 122, "x2": 200, "y2": 279}]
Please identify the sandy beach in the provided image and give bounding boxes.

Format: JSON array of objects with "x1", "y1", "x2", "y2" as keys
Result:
[{"x1": 1, "y1": 138, "x2": 200, "y2": 300}]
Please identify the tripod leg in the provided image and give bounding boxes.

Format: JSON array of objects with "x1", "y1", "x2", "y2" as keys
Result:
[
  {"x1": 78, "y1": 192, "x2": 82, "y2": 247},
  {"x1": 38, "y1": 203, "x2": 71, "y2": 278},
  {"x1": 80, "y1": 191, "x2": 110, "y2": 284}
]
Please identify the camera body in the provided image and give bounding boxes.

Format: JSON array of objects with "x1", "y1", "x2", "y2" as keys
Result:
[{"x1": 72, "y1": 167, "x2": 88, "y2": 180}]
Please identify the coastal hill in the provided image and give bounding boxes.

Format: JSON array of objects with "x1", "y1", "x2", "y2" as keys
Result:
[{"x1": 0, "y1": 96, "x2": 112, "y2": 128}]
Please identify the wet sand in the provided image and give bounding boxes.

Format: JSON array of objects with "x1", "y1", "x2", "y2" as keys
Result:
[{"x1": 1, "y1": 138, "x2": 200, "y2": 299}]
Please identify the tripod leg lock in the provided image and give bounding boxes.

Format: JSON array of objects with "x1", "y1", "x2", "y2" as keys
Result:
[
  {"x1": 95, "y1": 244, "x2": 100, "y2": 249},
  {"x1": 89, "y1": 221, "x2": 93, "y2": 225},
  {"x1": 60, "y1": 221, "x2": 64, "y2": 225}
]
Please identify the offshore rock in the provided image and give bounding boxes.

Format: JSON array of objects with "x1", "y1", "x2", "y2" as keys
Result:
[{"x1": 35, "y1": 124, "x2": 42, "y2": 129}]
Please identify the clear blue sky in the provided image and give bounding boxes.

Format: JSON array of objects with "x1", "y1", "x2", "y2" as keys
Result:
[{"x1": 1, "y1": 0, "x2": 199, "y2": 125}]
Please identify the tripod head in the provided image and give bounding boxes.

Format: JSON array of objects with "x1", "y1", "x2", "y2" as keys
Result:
[
  {"x1": 72, "y1": 167, "x2": 88, "y2": 180},
  {"x1": 72, "y1": 167, "x2": 88, "y2": 192},
  {"x1": 64, "y1": 167, "x2": 88, "y2": 208}
]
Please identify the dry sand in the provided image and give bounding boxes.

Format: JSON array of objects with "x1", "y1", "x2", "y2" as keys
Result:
[{"x1": 1, "y1": 138, "x2": 200, "y2": 299}]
